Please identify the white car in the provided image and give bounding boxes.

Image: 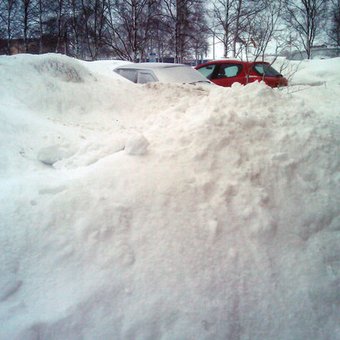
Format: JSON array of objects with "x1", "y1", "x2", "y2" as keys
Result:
[{"x1": 114, "y1": 63, "x2": 212, "y2": 85}]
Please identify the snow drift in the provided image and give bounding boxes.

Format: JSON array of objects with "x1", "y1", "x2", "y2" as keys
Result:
[{"x1": 0, "y1": 54, "x2": 339, "y2": 339}]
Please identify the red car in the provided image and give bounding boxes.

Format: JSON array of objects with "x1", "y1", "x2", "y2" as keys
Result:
[{"x1": 195, "y1": 60, "x2": 288, "y2": 88}]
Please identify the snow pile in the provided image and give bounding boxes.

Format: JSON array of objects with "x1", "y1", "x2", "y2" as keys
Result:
[
  {"x1": 79, "y1": 59, "x2": 132, "y2": 78},
  {"x1": 0, "y1": 53, "x2": 137, "y2": 124},
  {"x1": 0, "y1": 54, "x2": 339, "y2": 339},
  {"x1": 291, "y1": 57, "x2": 340, "y2": 86},
  {"x1": 273, "y1": 57, "x2": 340, "y2": 87}
]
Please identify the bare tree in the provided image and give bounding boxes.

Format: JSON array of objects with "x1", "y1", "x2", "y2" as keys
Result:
[
  {"x1": 79, "y1": 0, "x2": 106, "y2": 60},
  {"x1": 329, "y1": 0, "x2": 340, "y2": 45},
  {"x1": 210, "y1": 0, "x2": 264, "y2": 58},
  {"x1": 66, "y1": 0, "x2": 82, "y2": 57},
  {"x1": 0, "y1": 0, "x2": 19, "y2": 54},
  {"x1": 283, "y1": 0, "x2": 329, "y2": 59},
  {"x1": 246, "y1": 0, "x2": 285, "y2": 61},
  {"x1": 104, "y1": 0, "x2": 158, "y2": 61},
  {"x1": 210, "y1": 0, "x2": 233, "y2": 57},
  {"x1": 0, "y1": 0, "x2": 209, "y2": 61},
  {"x1": 189, "y1": 2, "x2": 209, "y2": 63},
  {"x1": 54, "y1": 0, "x2": 66, "y2": 52},
  {"x1": 36, "y1": 0, "x2": 44, "y2": 52},
  {"x1": 210, "y1": 0, "x2": 242, "y2": 57},
  {"x1": 162, "y1": 0, "x2": 208, "y2": 62},
  {"x1": 162, "y1": 0, "x2": 186, "y2": 62},
  {"x1": 20, "y1": 0, "x2": 33, "y2": 52}
]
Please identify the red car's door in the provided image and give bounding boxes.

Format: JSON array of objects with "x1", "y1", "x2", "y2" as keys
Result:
[{"x1": 211, "y1": 63, "x2": 246, "y2": 87}]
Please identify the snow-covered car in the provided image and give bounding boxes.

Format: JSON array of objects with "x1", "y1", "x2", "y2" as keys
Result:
[
  {"x1": 195, "y1": 60, "x2": 288, "y2": 88},
  {"x1": 114, "y1": 63, "x2": 212, "y2": 85}
]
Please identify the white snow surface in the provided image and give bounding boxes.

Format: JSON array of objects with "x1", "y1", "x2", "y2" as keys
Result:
[{"x1": 0, "y1": 53, "x2": 339, "y2": 339}]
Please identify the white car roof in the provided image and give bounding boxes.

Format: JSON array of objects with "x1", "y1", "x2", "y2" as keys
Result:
[
  {"x1": 115, "y1": 63, "x2": 190, "y2": 70},
  {"x1": 114, "y1": 62, "x2": 212, "y2": 84}
]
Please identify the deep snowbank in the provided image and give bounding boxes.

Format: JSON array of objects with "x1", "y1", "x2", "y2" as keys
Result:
[
  {"x1": 0, "y1": 54, "x2": 339, "y2": 339},
  {"x1": 273, "y1": 56, "x2": 340, "y2": 87}
]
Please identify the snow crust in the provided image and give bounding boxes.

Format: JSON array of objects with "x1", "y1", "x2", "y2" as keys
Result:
[{"x1": 0, "y1": 53, "x2": 339, "y2": 339}]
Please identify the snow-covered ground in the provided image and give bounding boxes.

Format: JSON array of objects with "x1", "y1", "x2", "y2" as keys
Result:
[{"x1": 0, "y1": 53, "x2": 339, "y2": 339}]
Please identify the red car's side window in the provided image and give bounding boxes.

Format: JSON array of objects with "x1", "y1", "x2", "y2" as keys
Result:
[{"x1": 215, "y1": 64, "x2": 242, "y2": 79}]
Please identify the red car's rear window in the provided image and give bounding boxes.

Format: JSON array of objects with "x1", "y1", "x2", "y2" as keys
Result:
[{"x1": 253, "y1": 63, "x2": 282, "y2": 77}]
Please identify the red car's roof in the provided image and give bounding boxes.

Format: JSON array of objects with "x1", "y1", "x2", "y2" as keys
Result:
[{"x1": 197, "y1": 60, "x2": 270, "y2": 66}]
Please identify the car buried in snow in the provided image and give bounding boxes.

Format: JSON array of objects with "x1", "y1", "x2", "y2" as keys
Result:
[
  {"x1": 195, "y1": 60, "x2": 288, "y2": 88},
  {"x1": 113, "y1": 62, "x2": 212, "y2": 85}
]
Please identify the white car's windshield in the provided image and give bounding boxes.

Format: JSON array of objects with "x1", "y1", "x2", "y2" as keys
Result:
[{"x1": 155, "y1": 66, "x2": 210, "y2": 83}]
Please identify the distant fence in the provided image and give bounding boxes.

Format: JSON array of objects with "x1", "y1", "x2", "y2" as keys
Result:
[{"x1": 288, "y1": 47, "x2": 340, "y2": 60}]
